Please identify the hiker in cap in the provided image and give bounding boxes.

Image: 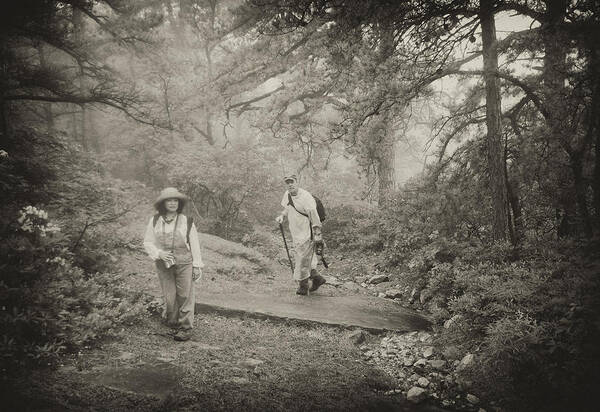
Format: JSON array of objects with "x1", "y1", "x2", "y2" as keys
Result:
[
  {"x1": 143, "y1": 187, "x2": 204, "y2": 341},
  {"x1": 276, "y1": 174, "x2": 326, "y2": 295}
]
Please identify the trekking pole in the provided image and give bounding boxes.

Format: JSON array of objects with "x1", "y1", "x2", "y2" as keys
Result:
[
  {"x1": 279, "y1": 223, "x2": 294, "y2": 275},
  {"x1": 315, "y1": 241, "x2": 329, "y2": 269}
]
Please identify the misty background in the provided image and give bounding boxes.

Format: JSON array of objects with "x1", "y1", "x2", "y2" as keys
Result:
[{"x1": 2, "y1": 1, "x2": 600, "y2": 411}]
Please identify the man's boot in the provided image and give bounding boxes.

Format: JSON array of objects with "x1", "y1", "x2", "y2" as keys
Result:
[
  {"x1": 309, "y1": 269, "x2": 326, "y2": 292},
  {"x1": 296, "y1": 278, "x2": 309, "y2": 295},
  {"x1": 174, "y1": 329, "x2": 192, "y2": 342}
]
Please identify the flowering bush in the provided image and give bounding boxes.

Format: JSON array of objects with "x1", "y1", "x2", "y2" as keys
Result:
[
  {"x1": 17, "y1": 206, "x2": 61, "y2": 238},
  {"x1": 0, "y1": 130, "x2": 145, "y2": 373}
]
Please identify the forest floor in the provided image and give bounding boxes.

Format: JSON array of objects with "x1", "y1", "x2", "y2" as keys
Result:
[{"x1": 3, "y1": 225, "x2": 449, "y2": 412}]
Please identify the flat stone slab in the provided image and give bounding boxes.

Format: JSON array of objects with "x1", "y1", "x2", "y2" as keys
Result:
[
  {"x1": 88, "y1": 362, "x2": 181, "y2": 398},
  {"x1": 195, "y1": 292, "x2": 431, "y2": 333}
]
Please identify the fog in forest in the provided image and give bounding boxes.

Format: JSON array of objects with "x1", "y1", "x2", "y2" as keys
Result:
[{"x1": 2, "y1": 2, "x2": 600, "y2": 411}]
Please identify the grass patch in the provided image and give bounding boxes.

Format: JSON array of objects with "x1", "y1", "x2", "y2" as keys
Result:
[{"x1": 2, "y1": 314, "x2": 422, "y2": 412}]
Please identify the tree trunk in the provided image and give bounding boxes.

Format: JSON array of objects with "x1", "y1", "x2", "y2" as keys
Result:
[
  {"x1": 160, "y1": 75, "x2": 173, "y2": 129},
  {"x1": 479, "y1": 0, "x2": 508, "y2": 240},
  {"x1": 589, "y1": 48, "x2": 600, "y2": 232},
  {"x1": 506, "y1": 176, "x2": 523, "y2": 243},
  {"x1": 505, "y1": 122, "x2": 523, "y2": 244},
  {"x1": 166, "y1": 0, "x2": 185, "y2": 45},
  {"x1": 0, "y1": 40, "x2": 7, "y2": 143},
  {"x1": 543, "y1": 0, "x2": 593, "y2": 237},
  {"x1": 37, "y1": 45, "x2": 55, "y2": 133},
  {"x1": 202, "y1": 4, "x2": 217, "y2": 146},
  {"x1": 0, "y1": 97, "x2": 6, "y2": 145},
  {"x1": 377, "y1": 125, "x2": 396, "y2": 208},
  {"x1": 205, "y1": 112, "x2": 214, "y2": 145},
  {"x1": 572, "y1": 153, "x2": 593, "y2": 237},
  {"x1": 88, "y1": 108, "x2": 101, "y2": 152},
  {"x1": 595, "y1": 104, "x2": 600, "y2": 230},
  {"x1": 128, "y1": 51, "x2": 137, "y2": 84},
  {"x1": 376, "y1": 21, "x2": 397, "y2": 208},
  {"x1": 80, "y1": 98, "x2": 87, "y2": 150},
  {"x1": 73, "y1": 8, "x2": 87, "y2": 149}
]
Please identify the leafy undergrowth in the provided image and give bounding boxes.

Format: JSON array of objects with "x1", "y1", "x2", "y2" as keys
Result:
[{"x1": 2, "y1": 314, "x2": 436, "y2": 412}]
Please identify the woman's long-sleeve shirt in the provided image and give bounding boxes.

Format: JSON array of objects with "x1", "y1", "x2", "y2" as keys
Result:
[{"x1": 143, "y1": 214, "x2": 204, "y2": 268}]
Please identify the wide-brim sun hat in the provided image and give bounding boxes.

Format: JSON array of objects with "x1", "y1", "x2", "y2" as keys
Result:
[{"x1": 154, "y1": 187, "x2": 188, "y2": 210}]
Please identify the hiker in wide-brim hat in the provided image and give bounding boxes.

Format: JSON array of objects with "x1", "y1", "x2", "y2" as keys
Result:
[
  {"x1": 143, "y1": 187, "x2": 204, "y2": 341},
  {"x1": 153, "y1": 187, "x2": 188, "y2": 211},
  {"x1": 276, "y1": 174, "x2": 326, "y2": 295}
]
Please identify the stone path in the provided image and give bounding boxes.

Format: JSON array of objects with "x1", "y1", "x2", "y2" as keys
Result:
[
  {"x1": 131, "y1": 230, "x2": 431, "y2": 333},
  {"x1": 195, "y1": 290, "x2": 431, "y2": 333}
]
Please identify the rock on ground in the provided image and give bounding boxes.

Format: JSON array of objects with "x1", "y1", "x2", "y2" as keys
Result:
[
  {"x1": 348, "y1": 330, "x2": 367, "y2": 345},
  {"x1": 324, "y1": 275, "x2": 343, "y2": 287},
  {"x1": 457, "y1": 353, "x2": 475, "y2": 371},
  {"x1": 467, "y1": 394, "x2": 480, "y2": 404},
  {"x1": 429, "y1": 359, "x2": 446, "y2": 370},
  {"x1": 444, "y1": 314, "x2": 463, "y2": 329},
  {"x1": 385, "y1": 289, "x2": 403, "y2": 299},
  {"x1": 407, "y1": 386, "x2": 428, "y2": 403},
  {"x1": 368, "y1": 274, "x2": 389, "y2": 284}
]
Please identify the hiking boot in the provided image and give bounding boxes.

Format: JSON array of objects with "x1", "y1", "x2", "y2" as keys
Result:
[
  {"x1": 296, "y1": 279, "x2": 309, "y2": 295},
  {"x1": 173, "y1": 329, "x2": 192, "y2": 342},
  {"x1": 309, "y1": 274, "x2": 326, "y2": 292}
]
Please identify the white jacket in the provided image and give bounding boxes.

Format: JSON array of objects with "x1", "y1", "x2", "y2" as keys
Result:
[{"x1": 143, "y1": 214, "x2": 204, "y2": 268}]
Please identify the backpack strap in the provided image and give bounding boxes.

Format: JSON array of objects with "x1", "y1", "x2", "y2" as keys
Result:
[
  {"x1": 287, "y1": 192, "x2": 314, "y2": 240},
  {"x1": 154, "y1": 213, "x2": 194, "y2": 245},
  {"x1": 288, "y1": 193, "x2": 309, "y2": 218},
  {"x1": 186, "y1": 216, "x2": 193, "y2": 245}
]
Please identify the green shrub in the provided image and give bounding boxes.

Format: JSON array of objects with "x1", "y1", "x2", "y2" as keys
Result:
[{"x1": 0, "y1": 206, "x2": 146, "y2": 372}]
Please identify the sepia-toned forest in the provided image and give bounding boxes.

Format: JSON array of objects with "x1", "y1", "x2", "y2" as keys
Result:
[{"x1": 1, "y1": 1, "x2": 599, "y2": 411}]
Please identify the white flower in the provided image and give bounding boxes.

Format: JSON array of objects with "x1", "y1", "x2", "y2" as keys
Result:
[
  {"x1": 46, "y1": 223, "x2": 61, "y2": 233},
  {"x1": 17, "y1": 205, "x2": 60, "y2": 235},
  {"x1": 0, "y1": 150, "x2": 8, "y2": 158},
  {"x1": 48, "y1": 256, "x2": 68, "y2": 267}
]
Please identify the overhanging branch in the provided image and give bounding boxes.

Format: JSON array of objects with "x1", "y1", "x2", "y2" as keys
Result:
[
  {"x1": 447, "y1": 70, "x2": 548, "y2": 118},
  {"x1": 5, "y1": 94, "x2": 160, "y2": 127}
]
